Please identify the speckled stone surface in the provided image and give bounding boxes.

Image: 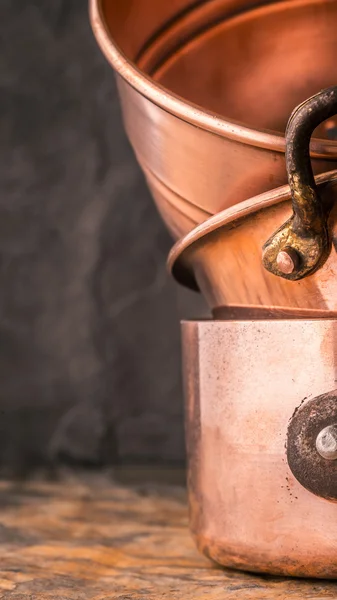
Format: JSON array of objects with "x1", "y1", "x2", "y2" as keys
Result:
[{"x1": 0, "y1": 472, "x2": 336, "y2": 599}]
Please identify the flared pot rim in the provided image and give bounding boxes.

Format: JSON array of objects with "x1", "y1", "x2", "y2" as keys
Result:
[
  {"x1": 90, "y1": 0, "x2": 337, "y2": 155},
  {"x1": 167, "y1": 169, "x2": 337, "y2": 290}
]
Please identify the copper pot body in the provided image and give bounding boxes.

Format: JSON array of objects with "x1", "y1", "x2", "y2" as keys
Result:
[
  {"x1": 90, "y1": 0, "x2": 337, "y2": 240},
  {"x1": 169, "y1": 171, "x2": 337, "y2": 314},
  {"x1": 182, "y1": 318, "x2": 337, "y2": 578}
]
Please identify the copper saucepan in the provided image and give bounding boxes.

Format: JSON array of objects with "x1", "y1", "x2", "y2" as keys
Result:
[
  {"x1": 169, "y1": 88, "x2": 337, "y2": 314},
  {"x1": 90, "y1": 0, "x2": 337, "y2": 239},
  {"x1": 182, "y1": 318, "x2": 337, "y2": 578}
]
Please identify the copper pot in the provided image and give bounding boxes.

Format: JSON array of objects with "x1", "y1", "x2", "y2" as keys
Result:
[
  {"x1": 169, "y1": 88, "x2": 337, "y2": 313},
  {"x1": 182, "y1": 318, "x2": 337, "y2": 578},
  {"x1": 90, "y1": 0, "x2": 337, "y2": 240},
  {"x1": 169, "y1": 170, "x2": 337, "y2": 314}
]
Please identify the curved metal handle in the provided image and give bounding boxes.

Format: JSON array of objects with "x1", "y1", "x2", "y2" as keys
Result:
[{"x1": 262, "y1": 86, "x2": 337, "y2": 280}]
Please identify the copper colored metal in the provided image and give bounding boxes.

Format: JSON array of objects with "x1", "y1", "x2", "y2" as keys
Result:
[
  {"x1": 168, "y1": 171, "x2": 337, "y2": 313},
  {"x1": 90, "y1": 0, "x2": 337, "y2": 239},
  {"x1": 182, "y1": 319, "x2": 337, "y2": 578},
  {"x1": 90, "y1": 0, "x2": 337, "y2": 580}
]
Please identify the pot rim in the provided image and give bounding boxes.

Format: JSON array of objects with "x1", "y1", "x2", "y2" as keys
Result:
[
  {"x1": 181, "y1": 315, "x2": 337, "y2": 322},
  {"x1": 167, "y1": 169, "x2": 337, "y2": 289},
  {"x1": 89, "y1": 0, "x2": 337, "y2": 155}
]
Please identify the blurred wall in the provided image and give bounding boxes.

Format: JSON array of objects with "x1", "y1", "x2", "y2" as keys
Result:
[{"x1": 1, "y1": 0, "x2": 207, "y2": 475}]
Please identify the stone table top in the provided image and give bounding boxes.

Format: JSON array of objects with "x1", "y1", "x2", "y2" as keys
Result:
[{"x1": 0, "y1": 469, "x2": 335, "y2": 599}]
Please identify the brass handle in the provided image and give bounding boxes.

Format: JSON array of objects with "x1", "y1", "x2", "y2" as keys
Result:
[{"x1": 262, "y1": 86, "x2": 337, "y2": 280}]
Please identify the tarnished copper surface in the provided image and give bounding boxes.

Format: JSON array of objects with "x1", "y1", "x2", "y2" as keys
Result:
[
  {"x1": 287, "y1": 390, "x2": 337, "y2": 501},
  {"x1": 90, "y1": 0, "x2": 337, "y2": 239},
  {"x1": 169, "y1": 171, "x2": 337, "y2": 312},
  {"x1": 212, "y1": 305, "x2": 337, "y2": 319},
  {"x1": 182, "y1": 319, "x2": 337, "y2": 578},
  {"x1": 90, "y1": 0, "x2": 337, "y2": 580}
]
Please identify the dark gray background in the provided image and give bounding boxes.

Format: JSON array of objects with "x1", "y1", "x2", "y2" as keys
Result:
[{"x1": 1, "y1": 1, "x2": 206, "y2": 475}]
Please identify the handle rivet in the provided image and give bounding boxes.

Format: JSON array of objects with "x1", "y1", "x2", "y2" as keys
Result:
[
  {"x1": 276, "y1": 249, "x2": 299, "y2": 275},
  {"x1": 316, "y1": 425, "x2": 337, "y2": 460}
]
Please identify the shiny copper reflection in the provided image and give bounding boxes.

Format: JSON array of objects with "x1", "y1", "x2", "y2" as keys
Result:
[
  {"x1": 169, "y1": 171, "x2": 337, "y2": 313},
  {"x1": 90, "y1": 0, "x2": 337, "y2": 239}
]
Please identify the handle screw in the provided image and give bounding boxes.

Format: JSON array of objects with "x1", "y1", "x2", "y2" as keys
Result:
[
  {"x1": 316, "y1": 425, "x2": 337, "y2": 460},
  {"x1": 276, "y1": 248, "x2": 300, "y2": 275}
]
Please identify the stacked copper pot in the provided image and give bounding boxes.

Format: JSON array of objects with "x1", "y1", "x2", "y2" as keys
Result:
[{"x1": 90, "y1": 0, "x2": 337, "y2": 578}]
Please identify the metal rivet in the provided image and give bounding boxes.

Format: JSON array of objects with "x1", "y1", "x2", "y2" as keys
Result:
[
  {"x1": 276, "y1": 248, "x2": 299, "y2": 275},
  {"x1": 316, "y1": 425, "x2": 337, "y2": 460}
]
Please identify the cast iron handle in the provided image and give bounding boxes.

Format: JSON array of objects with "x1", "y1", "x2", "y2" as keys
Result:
[{"x1": 262, "y1": 86, "x2": 337, "y2": 280}]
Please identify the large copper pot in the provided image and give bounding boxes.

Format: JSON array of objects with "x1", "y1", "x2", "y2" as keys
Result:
[
  {"x1": 90, "y1": 0, "x2": 337, "y2": 239},
  {"x1": 182, "y1": 318, "x2": 337, "y2": 578}
]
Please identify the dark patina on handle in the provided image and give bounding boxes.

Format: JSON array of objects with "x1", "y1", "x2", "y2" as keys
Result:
[
  {"x1": 287, "y1": 390, "x2": 337, "y2": 502},
  {"x1": 262, "y1": 86, "x2": 337, "y2": 280}
]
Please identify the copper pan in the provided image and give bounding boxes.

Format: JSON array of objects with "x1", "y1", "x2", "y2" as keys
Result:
[
  {"x1": 168, "y1": 170, "x2": 337, "y2": 318},
  {"x1": 169, "y1": 170, "x2": 337, "y2": 314},
  {"x1": 182, "y1": 318, "x2": 337, "y2": 577},
  {"x1": 90, "y1": 0, "x2": 337, "y2": 239},
  {"x1": 169, "y1": 88, "x2": 337, "y2": 313}
]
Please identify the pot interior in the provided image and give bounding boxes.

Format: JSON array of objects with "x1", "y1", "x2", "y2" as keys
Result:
[{"x1": 102, "y1": 0, "x2": 337, "y2": 136}]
